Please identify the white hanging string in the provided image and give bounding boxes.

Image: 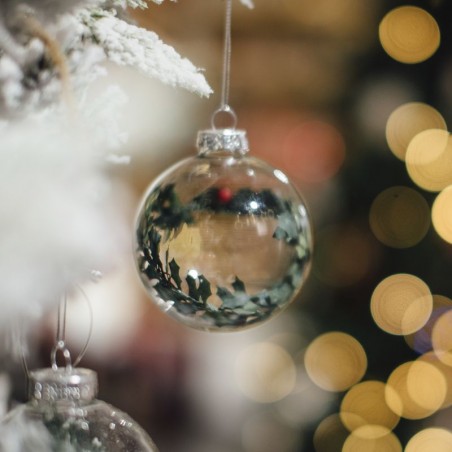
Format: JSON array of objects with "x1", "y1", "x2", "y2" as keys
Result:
[
  {"x1": 72, "y1": 284, "x2": 93, "y2": 367},
  {"x1": 50, "y1": 285, "x2": 93, "y2": 371},
  {"x1": 51, "y1": 292, "x2": 72, "y2": 371},
  {"x1": 220, "y1": 0, "x2": 233, "y2": 110},
  {"x1": 211, "y1": 0, "x2": 237, "y2": 129}
]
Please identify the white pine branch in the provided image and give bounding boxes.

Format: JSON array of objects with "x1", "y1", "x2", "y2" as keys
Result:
[{"x1": 84, "y1": 12, "x2": 212, "y2": 97}]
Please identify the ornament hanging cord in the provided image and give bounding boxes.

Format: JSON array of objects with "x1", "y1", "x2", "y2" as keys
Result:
[
  {"x1": 212, "y1": 0, "x2": 237, "y2": 129},
  {"x1": 51, "y1": 292, "x2": 71, "y2": 370},
  {"x1": 50, "y1": 285, "x2": 93, "y2": 371}
]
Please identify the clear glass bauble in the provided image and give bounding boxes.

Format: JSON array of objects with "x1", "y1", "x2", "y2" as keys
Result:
[
  {"x1": 0, "y1": 368, "x2": 159, "y2": 452},
  {"x1": 134, "y1": 128, "x2": 312, "y2": 331}
]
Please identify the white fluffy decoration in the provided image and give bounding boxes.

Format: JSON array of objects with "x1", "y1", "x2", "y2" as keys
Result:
[
  {"x1": 85, "y1": 12, "x2": 212, "y2": 97},
  {"x1": 0, "y1": 406, "x2": 55, "y2": 452},
  {"x1": 0, "y1": 120, "x2": 129, "y2": 329}
]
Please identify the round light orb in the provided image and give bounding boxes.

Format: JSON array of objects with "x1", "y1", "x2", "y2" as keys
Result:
[
  {"x1": 379, "y1": 6, "x2": 440, "y2": 64},
  {"x1": 134, "y1": 128, "x2": 312, "y2": 331}
]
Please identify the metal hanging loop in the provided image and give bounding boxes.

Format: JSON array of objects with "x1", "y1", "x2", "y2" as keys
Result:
[
  {"x1": 49, "y1": 284, "x2": 93, "y2": 371},
  {"x1": 211, "y1": 105, "x2": 238, "y2": 130},
  {"x1": 50, "y1": 340, "x2": 72, "y2": 372}
]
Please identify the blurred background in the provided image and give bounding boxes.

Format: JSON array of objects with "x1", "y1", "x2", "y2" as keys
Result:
[{"x1": 5, "y1": 0, "x2": 452, "y2": 450}]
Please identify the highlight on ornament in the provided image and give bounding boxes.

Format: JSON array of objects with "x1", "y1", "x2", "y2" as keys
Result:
[{"x1": 134, "y1": 130, "x2": 312, "y2": 330}]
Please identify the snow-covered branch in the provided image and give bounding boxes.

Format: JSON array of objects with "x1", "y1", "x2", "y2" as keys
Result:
[{"x1": 84, "y1": 11, "x2": 212, "y2": 97}]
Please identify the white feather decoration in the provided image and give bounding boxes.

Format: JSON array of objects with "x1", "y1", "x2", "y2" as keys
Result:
[{"x1": 0, "y1": 120, "x2": 129, "y2": 329}]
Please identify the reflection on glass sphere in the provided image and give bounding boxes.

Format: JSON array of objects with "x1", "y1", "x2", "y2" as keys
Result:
[{"x1": 134, "y1": 132, "x2": 312, "y2": 331}]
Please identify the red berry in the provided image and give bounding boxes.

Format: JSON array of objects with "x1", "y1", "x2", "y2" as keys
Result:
[{"x1": 217, "y1": 187, "x2": 233, "y2": 203}]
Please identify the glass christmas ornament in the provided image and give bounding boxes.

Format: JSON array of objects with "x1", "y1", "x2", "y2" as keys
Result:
[
  {"x1": 0, "y1": 367, "x2": 159, "y2": 452},
  {"x1": 134, "y1": 125, "x2": 312, "y2": 331}
]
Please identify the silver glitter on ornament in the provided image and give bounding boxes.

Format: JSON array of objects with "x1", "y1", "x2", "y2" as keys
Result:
[{"x1": 0, "y1": 367, "x2": 159, "y2": 452}]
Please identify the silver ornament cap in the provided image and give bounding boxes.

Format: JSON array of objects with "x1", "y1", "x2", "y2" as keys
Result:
[
  {"x1": 29, "y1": 367, "x2": 98, "y2": 404},
  {"x1": 196, "y1": 128, "x2": 249, "y2": 155}
]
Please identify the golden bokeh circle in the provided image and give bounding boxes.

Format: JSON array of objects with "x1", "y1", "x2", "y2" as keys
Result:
[
  {"x1": 406, "y1": 428, "x2": 452, "y2": 452},
  {"x1": 313, "y1": 414, "x2": 349, "y2": 452},
  {"x1": 370, "y1": 274, "x2": 433, "y2": 335},
  {"x1": 386, "y1": 103, "x2": 447, "y2": 161},
  {"x1": 369, "y1": 186, "x2": 430, "y2": 248},
  {"x1": 379, "y1": 6, "x2": 440, "y2": 64},
  {"x1": 406, "y1": 129, "x2": 452, "y2": 192},
  {"x1": 235, "y1": 342, "x2": 297, "y2": 403},
  {"x1": 417, "y1": 352, "x2": 452, "y2": 409},
  {"x1": 432, "y1": 186, "x2": 452, "y2": 243},
  {"x1": 385, "y1": 360, "x2": 447, "y2": 419},
  {"x1": 432, "y1": 310, "x2": 452, "y2": 367},
  {"x1": 342, "y1": 429, "x2": 402, "y2": 452},
  {"x1": 340, "y1": 381, "x2": 399, "y2": 436},
  {"x1": 304, "y1": 332, "x2": 367, "y2": 392},
  {"x1": 404, "y1": 294, "x2": 452, "y2": 354}
]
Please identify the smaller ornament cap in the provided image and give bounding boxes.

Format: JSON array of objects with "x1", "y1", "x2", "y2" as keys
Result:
[
  {"x1": 29, "y1": 368, "x2": 98, "y2": 404},
  {"x1": 196, "y1": 128, "x2": 249, "y2": 155}
]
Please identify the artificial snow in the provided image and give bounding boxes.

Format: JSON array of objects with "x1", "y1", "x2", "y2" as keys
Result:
[{"x1": 88, "y1": 13, "x2": 212, "y2": 97}]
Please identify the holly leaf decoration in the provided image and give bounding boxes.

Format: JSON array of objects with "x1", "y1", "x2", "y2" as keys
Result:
[
  {"x1": 273, "y1": 212, "x2": 299, "y2": 245},
  {"x1": 231, "y1": 276, "x2": 246, "y2": 292},
  {"x1": 151, "y1": 184, "x2": 194, "y2": 232},
  {"x1": 198, "y1": 275, "x2": 212, "y2": 302},
  {"x1": 185, "y1": 273, "x2": 212, "y2": 304},
  {"x1": 217, "y1": 286, "x2": 234, "y2": 301},
  {"x1": 169, "y1": 258, "x2": 182, "y2": 289}
]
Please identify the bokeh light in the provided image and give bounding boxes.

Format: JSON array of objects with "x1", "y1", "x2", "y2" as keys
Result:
[
  {"x1": 370, "y1": 274, "x2": 433, "y2": 335},
  {"x1": 304, "y1": 332, "x2": 367, "y2": 392},
  {"x1": 313, "y1": 414, "x2": 349, "y2": 452},
  {"x1": 276, "y1": 366, "x2": 334, "y2": 426},
  {"x1": 432, "y1": 310, "x2": 452, "y2": 367},
  {"x1": 355, "y1": 76, "x2": 418, "y2": 144},
  {"x1": 379, "y1": 6, "x2": 440, "y2": 64},
  {"x1": 282, "y1": 120, "x2": 346, "y2": 184},
  {"x1": 235, "y1": 342, "x2": 297, "y2": 403},
  {"x1": 406, "y1": 129, "x2": 452, "y2": 192},
  {"x1": 404, "y1": 295, "x2": 452, "y2": 354},
  {"x1": 242, "y1": 110, "x2": 346, "y2": 186},
  {"x1": 432, "y1": 186, "x2": 452, "y2": 243},
  {"x1": 342, "y1": 429, "x2": 402, "y2": 452},
  {"x1": 417, "y1": 352, "x2": 452, "y2": 409},
  {"x1": 315, "y1": 224, "x2": 380, "y2": 287},
  {"x1": 340, "y1": 381, "x2": 399, "y2": 437},
  {"x1": 369, "y1": 186, "x2": 430, "y2": 249},
  {"x1": 385, "y1": 360, "x2": 447, "y2": 419},
  {"x1": 405, "y1": 428, "x2": 452, "y2": 452},
  {"x1": 385, "y1": 102, "x2": 447, "y2": 161}
]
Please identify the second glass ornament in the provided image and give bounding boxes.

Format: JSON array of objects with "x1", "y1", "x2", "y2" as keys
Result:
[{"x1": 134, "y1": 126, "x2": 312, "y2": 331}]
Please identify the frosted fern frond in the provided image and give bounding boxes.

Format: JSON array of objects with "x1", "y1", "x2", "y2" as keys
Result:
[
  {"x1": 83, "y1": 11, "x2": 212, "y2": 97},
  {"x1": 108, "y1": 0, "x2": 149, "y2": 9},
  {"x1": 239, "y1": 0, "x2": 254, "y2": 8}
]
